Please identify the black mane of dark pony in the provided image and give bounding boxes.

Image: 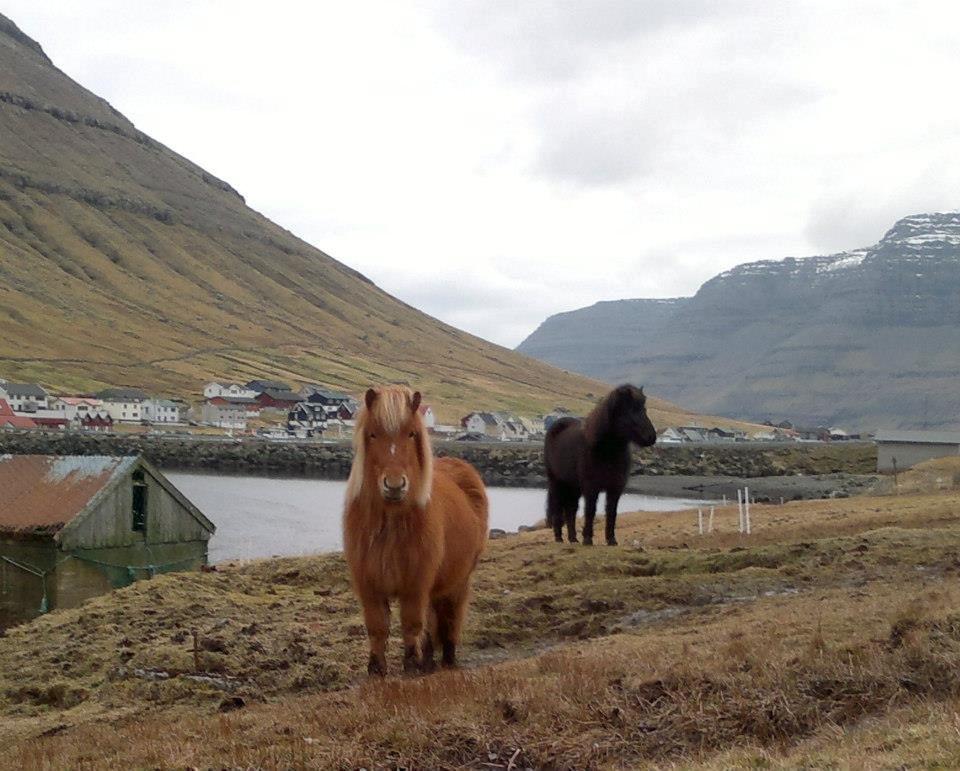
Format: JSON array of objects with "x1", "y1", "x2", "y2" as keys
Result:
[
  {"x1": 582, "y1": 384, "x2": 646, "y2": 447},
  {"x1": 544, "y1": 384, "x2": 657, "y2": 546}
]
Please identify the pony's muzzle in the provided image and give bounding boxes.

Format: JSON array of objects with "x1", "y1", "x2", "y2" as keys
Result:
[{"x1": 381, "y1": 474, "x2": 409, "y2": 502}]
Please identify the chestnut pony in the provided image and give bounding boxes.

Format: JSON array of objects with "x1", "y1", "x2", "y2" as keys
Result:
[{"x1": 343, "y1": 385, "x2": 488, "y2": 676}]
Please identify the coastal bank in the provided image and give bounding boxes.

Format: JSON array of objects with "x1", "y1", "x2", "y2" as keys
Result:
[{"x1": 0, "y1": 432, "x2": 878, "y2": 501}]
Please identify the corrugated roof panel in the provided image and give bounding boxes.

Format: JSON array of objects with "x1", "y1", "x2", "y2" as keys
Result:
[{"x1": 0, "y1": 455, "x2": 136, "y2": 535}]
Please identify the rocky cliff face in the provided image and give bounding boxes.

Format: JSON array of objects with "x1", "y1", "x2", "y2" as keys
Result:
[{"x1": 518, "y1": 212, "x2": 960, "y2": 430}]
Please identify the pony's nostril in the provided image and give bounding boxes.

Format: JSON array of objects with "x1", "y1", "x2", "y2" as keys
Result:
[{"x1": 382, "y1": 476, "x2": 408, "y2": 498}]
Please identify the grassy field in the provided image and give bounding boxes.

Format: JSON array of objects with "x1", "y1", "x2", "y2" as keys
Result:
[{"x1": 3, "y1": 464, "x2": 960, "y2": 769}]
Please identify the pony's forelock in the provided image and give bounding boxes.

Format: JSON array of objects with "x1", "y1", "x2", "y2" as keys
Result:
[
  {"x1": 345, "y1": 386, "x2": 433, "y2": 507},
  {"x1": 584, "y1": 384, "x2": 643, "y2": 446}
]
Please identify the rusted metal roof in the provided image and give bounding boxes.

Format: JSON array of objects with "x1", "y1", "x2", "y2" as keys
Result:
[{"x1": 0, "y1": 455, "x2": 137, "y2": 536}]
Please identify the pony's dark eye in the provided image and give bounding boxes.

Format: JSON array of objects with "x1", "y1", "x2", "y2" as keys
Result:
[
  {"x1": 408, "y1": 432, "x2": 415, "y2": 438},
  {"x1": 368, "y1": 432, "x2": 376, "y2": 439}
]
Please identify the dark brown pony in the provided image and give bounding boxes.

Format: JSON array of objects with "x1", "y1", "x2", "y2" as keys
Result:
[
  {"x1": 343, "y1": 385, "x2": 488, "y2": 676},
  {"x1": 544, "y1": 384, "x2": 657, "y2": 546}
]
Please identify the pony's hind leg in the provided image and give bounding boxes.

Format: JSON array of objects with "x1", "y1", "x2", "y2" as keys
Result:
[
  {"x1": 421, "y1": 606, "x2": 438, "y2": 673},
  {"x1": 563, "y1": 490, "x2": 580, "y2": 543},
  {"x1": 582, "y1": 489, "x2": 600, "y2": 546},
  {"x1": 361, "y1": 595, "x2": 390, "y2": 676},
  {"x1": 546, "y1": 483, "x2": 564, "y2": 543},
  {"x1": 435, "y1": 587, "x2": 470, "y2": 668}
]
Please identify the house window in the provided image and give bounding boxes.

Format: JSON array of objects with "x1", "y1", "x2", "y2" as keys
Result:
[{"x1": 132, "y1": 470, "x2": 148, "y2": 533}]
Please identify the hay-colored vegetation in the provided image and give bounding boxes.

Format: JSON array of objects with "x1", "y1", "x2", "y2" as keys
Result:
[
  {"x1": 887, "y1": 456, "x2": 960, "y2": 495},
  {"x1": 4, "y1": 489, "x2": 960, "y2": 768}
]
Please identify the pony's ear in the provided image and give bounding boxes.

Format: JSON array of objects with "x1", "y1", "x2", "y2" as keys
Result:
[
  {"x1": 639, "y1": 386, "x2": 645, "y2": 396},
  {"x1": 365, "y1": 388, "x2": 378, "y2": 410},
  {"x1": 410, "y1": 391, "x2": 422, "y2": 413}
]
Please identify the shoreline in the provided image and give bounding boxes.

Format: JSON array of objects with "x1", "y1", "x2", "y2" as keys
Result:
[{"x1": 0, "y1": 431, "x2": 878, "y2": 501}]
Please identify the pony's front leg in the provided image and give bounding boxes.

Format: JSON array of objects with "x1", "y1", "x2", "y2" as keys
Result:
[
  {"x1": 399, "y1": 592, "x2": 429, "y2": 675},
  {"x1": 582, "y1": 491, "x2": 599, "y2": 545},
  {"x1": 361, "y1": 595, "x2": 390, "y2": 676},
  {"x1": 605, "y1": 490, "x2": 622, "y2": 546}
]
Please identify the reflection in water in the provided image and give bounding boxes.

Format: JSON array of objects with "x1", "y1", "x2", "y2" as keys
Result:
[{"x1": 165, "y1": 472, "x2": 704, "y2": 563}]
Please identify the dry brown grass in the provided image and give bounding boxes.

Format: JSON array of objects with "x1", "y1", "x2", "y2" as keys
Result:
[
  {"x1": 891, "y1": 456, "x2": 960, "y2": 495},
  {"x1": 4, "y1": 490, "x2": 960, "y2": 768}
]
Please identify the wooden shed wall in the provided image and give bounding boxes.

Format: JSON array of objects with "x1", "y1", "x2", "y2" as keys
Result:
[
  {"x1": 0, "y1": 539, "x2": 56, "y2": 629},
  {"x1": 58, "y1": 467, "x2": 212, "y2": 550},
  {"x1": 3, "y1": 463, "x2": 212, "y2": 628}
]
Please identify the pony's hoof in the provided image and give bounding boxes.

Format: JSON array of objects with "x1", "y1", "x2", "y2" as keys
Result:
[
  {"x1": 606, "y1": 538, "x2": 618, "y2": 546},
  {"x1": 582, "y1": 536, "x2": 593, "y2": 546},
  {"x1": 403, "y1": 646, "x2": 421, "y2": 676},
  {"x1": 367, "y1": 654, "x2": 386, "y2": 677},
  {"x1": 554, "y1": 536, "x2": 564, "y2": 543}
]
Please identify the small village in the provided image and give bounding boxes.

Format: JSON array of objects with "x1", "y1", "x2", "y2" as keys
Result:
[{"x1": 0, "y1": 377, "x2": 865, "y2": 445}]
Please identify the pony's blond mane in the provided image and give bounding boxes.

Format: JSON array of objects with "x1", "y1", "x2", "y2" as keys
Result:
[{"x1": 345, "y1": 386, "x2": 433, "y2": 508}]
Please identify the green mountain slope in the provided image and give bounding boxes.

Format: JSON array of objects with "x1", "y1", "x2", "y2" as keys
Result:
[
  {"x1": 0, "y1": 13, "x2": 615, "y2": 423},
  {"x1": 0, "y1": 13, "x2": 758, "y2": 431}
]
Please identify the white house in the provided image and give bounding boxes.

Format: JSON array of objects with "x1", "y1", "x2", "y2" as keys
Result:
[
  {"x1": 49, "y1": 396, "x2": 103, "y2": 421},
  {"x1": 461, "y1": 412, "x2": 498, "y2": 436},
  {"x1": 97, "y1": 388, "x2": 149, "y2": 423},
  {"x1": 658, "y1": 427, "x2": 686, "y2": 444},
  {"x1": 497, "y1": 414, "x2": 528, "y2": 441},
  {"x1": 203, "y1": 382, "x2": 257, "y2": 400},
  {"x1": 460, "y1": 412, "x2": 524, "y2": 441},
  {"x1": 516, "y1": 416, "x2": 545, "y2": 439},
  {"x1": 0, "y1": 383, "x2": 49, "y2": 413},
  {"x1": 419, "y1": 404, "x2": 436, "y2": 430},
  {"x1": 201, "y1": 400, "x2": 248, "y2": 430},
  {"x1": 142, "y1": 398, "x2": 184, "y2": 424}
]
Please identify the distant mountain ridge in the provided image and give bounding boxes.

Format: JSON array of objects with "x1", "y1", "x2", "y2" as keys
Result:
[{"x1": 518, "y1": 211, "x2": 960, "y2": 430}]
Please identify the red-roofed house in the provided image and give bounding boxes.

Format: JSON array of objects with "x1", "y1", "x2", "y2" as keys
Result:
[{"x1": 0, "y1": 399, "x2": 37, "y2": 430}]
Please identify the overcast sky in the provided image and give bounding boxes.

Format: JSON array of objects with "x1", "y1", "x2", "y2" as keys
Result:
[{"x1": 7, "y1": 2, "x2": 960, "y2": 346}]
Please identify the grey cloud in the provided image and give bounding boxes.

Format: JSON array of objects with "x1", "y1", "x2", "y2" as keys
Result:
[
  {"x1": 534, "y1": 104, "x2": 664, "y2": 185},
  {"x1": 805, "y1": 162, "x2": 960, "y2": 254},
  {"x1": 431, "y1": 0, "x2": 748, "y2": 83},
  {"x1": 433, "y1": 1, "x2": 820, "y2": 187},
  {"x1": 532, "y1": 74, "x2": 818, "y2": 186}
]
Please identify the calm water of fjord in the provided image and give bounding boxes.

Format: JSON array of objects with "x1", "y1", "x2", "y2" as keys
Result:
[{"x1": 165, "y1": 471, "x2": 704, "y2": 563}]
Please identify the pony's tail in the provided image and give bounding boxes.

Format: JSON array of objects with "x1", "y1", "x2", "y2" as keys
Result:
[{"x1": 435, "y1": 457, "x2": 489, "y2": 531}]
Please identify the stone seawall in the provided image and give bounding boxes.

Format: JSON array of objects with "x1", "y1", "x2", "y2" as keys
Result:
[{"x1": 0, "y1": 432, "x2": 876, "y2": 491}]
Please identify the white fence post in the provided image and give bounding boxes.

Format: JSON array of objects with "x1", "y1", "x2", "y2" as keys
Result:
[
  {"x1": 708, "y1": 506, "x2": 715, "y2": 533},
  {"x1": 698, "y1": 507, "x2": 704, "y2": 535},
  {"x1": 745, "y1": 486, "x2": 751, "y2": 535},
  {"x1": 737, "y1": 489, "x2": 744, "y2": 533}
]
